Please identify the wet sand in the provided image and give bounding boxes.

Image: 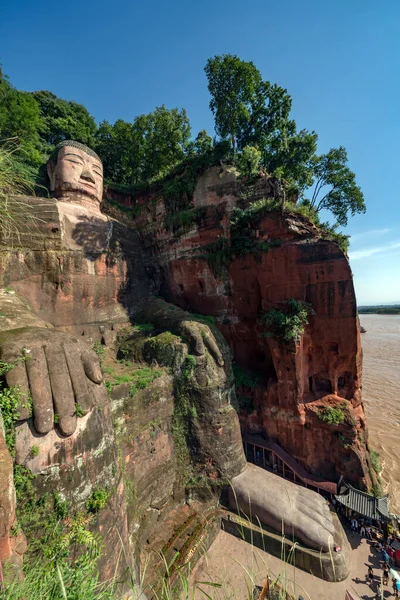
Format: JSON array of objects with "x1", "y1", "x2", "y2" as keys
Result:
[{"x1": 360, "y1": 314, "x2": 400, "y2": 514}]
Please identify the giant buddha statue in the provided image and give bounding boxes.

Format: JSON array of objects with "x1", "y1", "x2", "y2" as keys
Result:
[{"x1": 0, "y1": 141, "x2": 348, "y2": 586}]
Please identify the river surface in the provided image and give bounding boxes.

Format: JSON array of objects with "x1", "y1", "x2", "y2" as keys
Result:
[{"x1": 360, "y1": 314, "x2": 400, "y2": 514}]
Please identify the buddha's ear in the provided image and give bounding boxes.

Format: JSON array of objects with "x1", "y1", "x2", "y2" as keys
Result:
[{"x1": 47, "y1": 160, "x2": 56, "y2": 191}]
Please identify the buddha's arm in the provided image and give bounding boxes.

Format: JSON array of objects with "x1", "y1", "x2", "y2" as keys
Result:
[{"x1": 0, "y1": 290, "x2": 50, "y2": 333}]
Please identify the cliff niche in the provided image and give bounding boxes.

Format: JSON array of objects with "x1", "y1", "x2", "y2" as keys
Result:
[{"x1": 0, "y1": 142, "x2": 370, "y2": 595}]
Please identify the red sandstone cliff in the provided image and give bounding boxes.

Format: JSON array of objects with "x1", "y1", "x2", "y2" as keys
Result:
[{"x1": 105, "y1": 167, "x2": 375, "y2": 490}]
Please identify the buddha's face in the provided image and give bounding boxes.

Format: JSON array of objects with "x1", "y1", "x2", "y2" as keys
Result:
[{"x1": 47, "y1": 146, "x2": 103, "y2": 206}]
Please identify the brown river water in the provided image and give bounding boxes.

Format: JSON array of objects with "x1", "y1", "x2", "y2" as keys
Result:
[{"x1": 360, "y1": 314, "x2": 400, "y2": 514}]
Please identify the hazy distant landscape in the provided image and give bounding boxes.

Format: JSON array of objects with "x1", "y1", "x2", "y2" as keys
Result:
[{"x1": 358, "y1": 305, "x2": 400, "y2": 315}]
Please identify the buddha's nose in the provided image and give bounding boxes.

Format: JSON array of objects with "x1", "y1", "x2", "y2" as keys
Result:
[{"x1": 80, "y1": 169, "x2": 96, "y2": 184}]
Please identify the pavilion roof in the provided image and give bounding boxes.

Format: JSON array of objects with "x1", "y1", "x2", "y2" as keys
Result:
[{"x1": 335, "y1": 480, "x2": 390, "y2": 521}]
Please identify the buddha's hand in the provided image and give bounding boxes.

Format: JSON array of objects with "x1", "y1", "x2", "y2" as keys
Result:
[
  {"x1": 0, "y1": 328, "x2": 103, "y2": 436},
  {"x1": 135, "y1": 297, "x2": 226, "y2": 367},
  {"x1": 176, "y1": 319, "x2": 224, "y2": 367},
  {"x1": 231, "y1": 464, "x2": 336, "y2": 552}
]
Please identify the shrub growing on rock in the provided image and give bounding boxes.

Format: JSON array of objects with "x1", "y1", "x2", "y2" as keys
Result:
[{"x1": 262, "y1": 298, "x2": 314, "y2": 343}]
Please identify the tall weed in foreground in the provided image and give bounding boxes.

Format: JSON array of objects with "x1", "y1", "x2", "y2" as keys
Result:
[{"x1": 0, "y1": 139, "x2": 43, "y2": 244}]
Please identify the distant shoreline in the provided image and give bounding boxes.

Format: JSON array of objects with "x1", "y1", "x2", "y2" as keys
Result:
[{"x1": 358, "y1": 305, "x2": 400, "y2": 315}]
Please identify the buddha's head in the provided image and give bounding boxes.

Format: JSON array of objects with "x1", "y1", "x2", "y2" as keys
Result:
[{"x1": 47, "y1": 141, "x2": 103, "y2": 207}]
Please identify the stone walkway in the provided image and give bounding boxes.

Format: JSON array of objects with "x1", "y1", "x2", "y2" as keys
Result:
[{"x1": 189, "y1": 528, "x2": 397, "y2": 599}]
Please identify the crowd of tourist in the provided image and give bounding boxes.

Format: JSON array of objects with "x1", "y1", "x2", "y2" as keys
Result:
[{"x1": 331, "y1": 498, "x2": 400, "y2": 598}]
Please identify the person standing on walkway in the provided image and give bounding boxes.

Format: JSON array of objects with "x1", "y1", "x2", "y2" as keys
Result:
[
  {"x1": 382, "y1": 564, "x2": 389, "y2": 585},
  {"x1": 368, "y1": 566, "x2": 374, "y2": 587}
]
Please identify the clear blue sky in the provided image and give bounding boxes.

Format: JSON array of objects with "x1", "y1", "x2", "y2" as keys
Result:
[{"x1": 1, "y1": 0, "x2": 399, "y2": 305}]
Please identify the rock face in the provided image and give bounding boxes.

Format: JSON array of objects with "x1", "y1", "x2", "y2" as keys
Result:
[
  {"x1": 0, "y1": 194, "x2": 245, "y2": 591},
  {"x1": 0, "y1": 156, "x2": 374, "y2": 593},
  {"x1": 107, "y1": 167, "x2": 374, "y2": 490}
]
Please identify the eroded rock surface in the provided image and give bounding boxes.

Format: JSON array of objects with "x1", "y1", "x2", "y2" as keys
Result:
[
  {"x1": 0, "y1": 145, "x2": 372, "y2": 592},
  {"x1": 108, "y1": 166, "x2": 374, "y2": 490}
]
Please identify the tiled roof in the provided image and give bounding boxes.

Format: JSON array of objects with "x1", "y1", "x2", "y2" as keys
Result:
[{"x1": 335, "y1": 481, "x2": 390, "y2": 521}]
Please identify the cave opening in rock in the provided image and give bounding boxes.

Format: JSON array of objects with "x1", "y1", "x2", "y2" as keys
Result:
[
  {"x1": 314, "y1": 374, "x2": 332, "y2": 394},
  {"x1": 337, "y1": 371, "x2": 355, "y2": 399}
]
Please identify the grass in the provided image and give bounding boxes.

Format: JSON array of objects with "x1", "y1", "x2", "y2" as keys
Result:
[
  {"x1": 370, "y1": 448, "x2": 382, "y2": 474},
  {"x1": 3, "y1": 477, "x2": 339, "y2": 600},
  {"x1": 0, "y1": 140, "x2": 44, "y2": 245},
  {"x1": 103, "y1": 357, "x2": 162, "y2": 393}
]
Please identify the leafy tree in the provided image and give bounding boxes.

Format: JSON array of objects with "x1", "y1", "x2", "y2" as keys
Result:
[
  {"x1": 236, "y1": 146, "x2": 261, "y2": 180},
  {"x1": 30, "y1": 90, "x2": 97, "y2": 150},
  {"x1": 194, "y1": 129, "x2": 213, "y2": 154},
  {"x1": 205, "y1": 54, "x2": 262, "y2": 157},
  {"x1": 237, "y1": 81, "x2": 292, "y2": 151},
  {"x1": 139, "y1": 105, "x2": 191, "y2": 180},
  {"x1": 96, "y1": 106, "x2": 191, "y2": 185},
  {"x1": 0, "y1": 66, "x2": 43, "y2": 166},
  {"x1": 308, "y1": 146, "x2": 365, "y2": 226},
  {"x1": 266, "y1": 126, "x2": 318, "y2": 193},
  {"x1": 95, "y1": 119, "x2": 136, "y2": 184}
]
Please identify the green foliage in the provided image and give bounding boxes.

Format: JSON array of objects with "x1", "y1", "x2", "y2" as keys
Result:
[
  {"x1": 233, "y1": 365, "x2": 260, "y2": 388},
  {"x1": 182, "y1": 355, "x2": 196, "y2": 380},
  {"x1": 236, "y1": 145, "x2": 262, "y2": 180},
  {"x1": 308, "y1": 146, "x2": 365, "y2": 227},
  {"x1": 91, "y1": 340, "x2": 106, "y2": 367},
  {"x1": 370, "y1": 448, "x2": 382, "y2": 474},
  {"x1": 5, "y1": 480, "x2": 113, "y2": 600},
  {"x1": 190, "y1": 313, "x2": 215, "y2": 325},
  {"x1": 200, "y1": 236, "x2": 232, "y2": 277},
  {"x1": 0, "y1": 58, "x2": 365, "y2": 233},
  {"x1": 85, "y1": 488, "x2": 109, "y2": 514},
  {"x1": 205, "y1": 54, "x2": 262, "y2": 156},
  {"x1": 131, "y1": 322, "x2": 154, "y2": 333},
  {"x1": 0, "y1": 384, "x2": 21, "y2": 456},
  {"x1": 30, "y1": 445, "x2": 40, "y2": 457},
  {"x1": 320, "y1": 223, "x2": 350, "y2": 254},
  {"x1": 0, "y1": 67, "x2": 43, "y2": 167},
  {"x1": 96, "y1": 106, "x2": 191, "y2": 185},
  {"x1": 164, "y1": 206, "x2": 207, "y2": 234},
  {"x1": 262, "y1": 298, "x2": 314, "y2": 343},
  {"x1": 230, "y1": 198, "x2": 279, "y2": 255},
  {"x1": 13, "y1": 464, "x2": 35, "y2": 502},
  {"x1": 31, "y1": 90, "x2": 97, "y2": 150},
  {"x1": 317, "y1": 406, "x2": 345, "y2": 426},
  {"x1": 0, "y1": 141, "x2": 41, "y2": 244},
  {"x1": 75, "y1": 403, "x2": 85, "y2": 418},
  {"x1": 193, "y1": 129, "x2": 213, "y2": 154},
  {"x1": 0, "y1": 358, "x2": 27, "y2": 456}
]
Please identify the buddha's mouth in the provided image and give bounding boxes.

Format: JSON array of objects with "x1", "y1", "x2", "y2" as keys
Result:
[{"x1": 80, "y1": 181, "x2": 96, "y2": 191}]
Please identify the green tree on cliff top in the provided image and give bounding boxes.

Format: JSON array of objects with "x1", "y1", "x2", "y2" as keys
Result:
[
  {"x1": 307, "y1": 146, "x2": 365, "y2": 226},
  {"x1": 0, "y1": 66, "x2": 43, "y2": 167},
  {"x1": 205, "y1": 54, "x2": 262, "y2": 158},
  {"x1": 95, "y1": 106, "x2": 191, "y2": 185},
  {"x1": 30, "y1": 90, "x2": 97, "y2": 150},
  {"x1": 205, "y1": 54, "x2": 365, "y2": 227}
]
